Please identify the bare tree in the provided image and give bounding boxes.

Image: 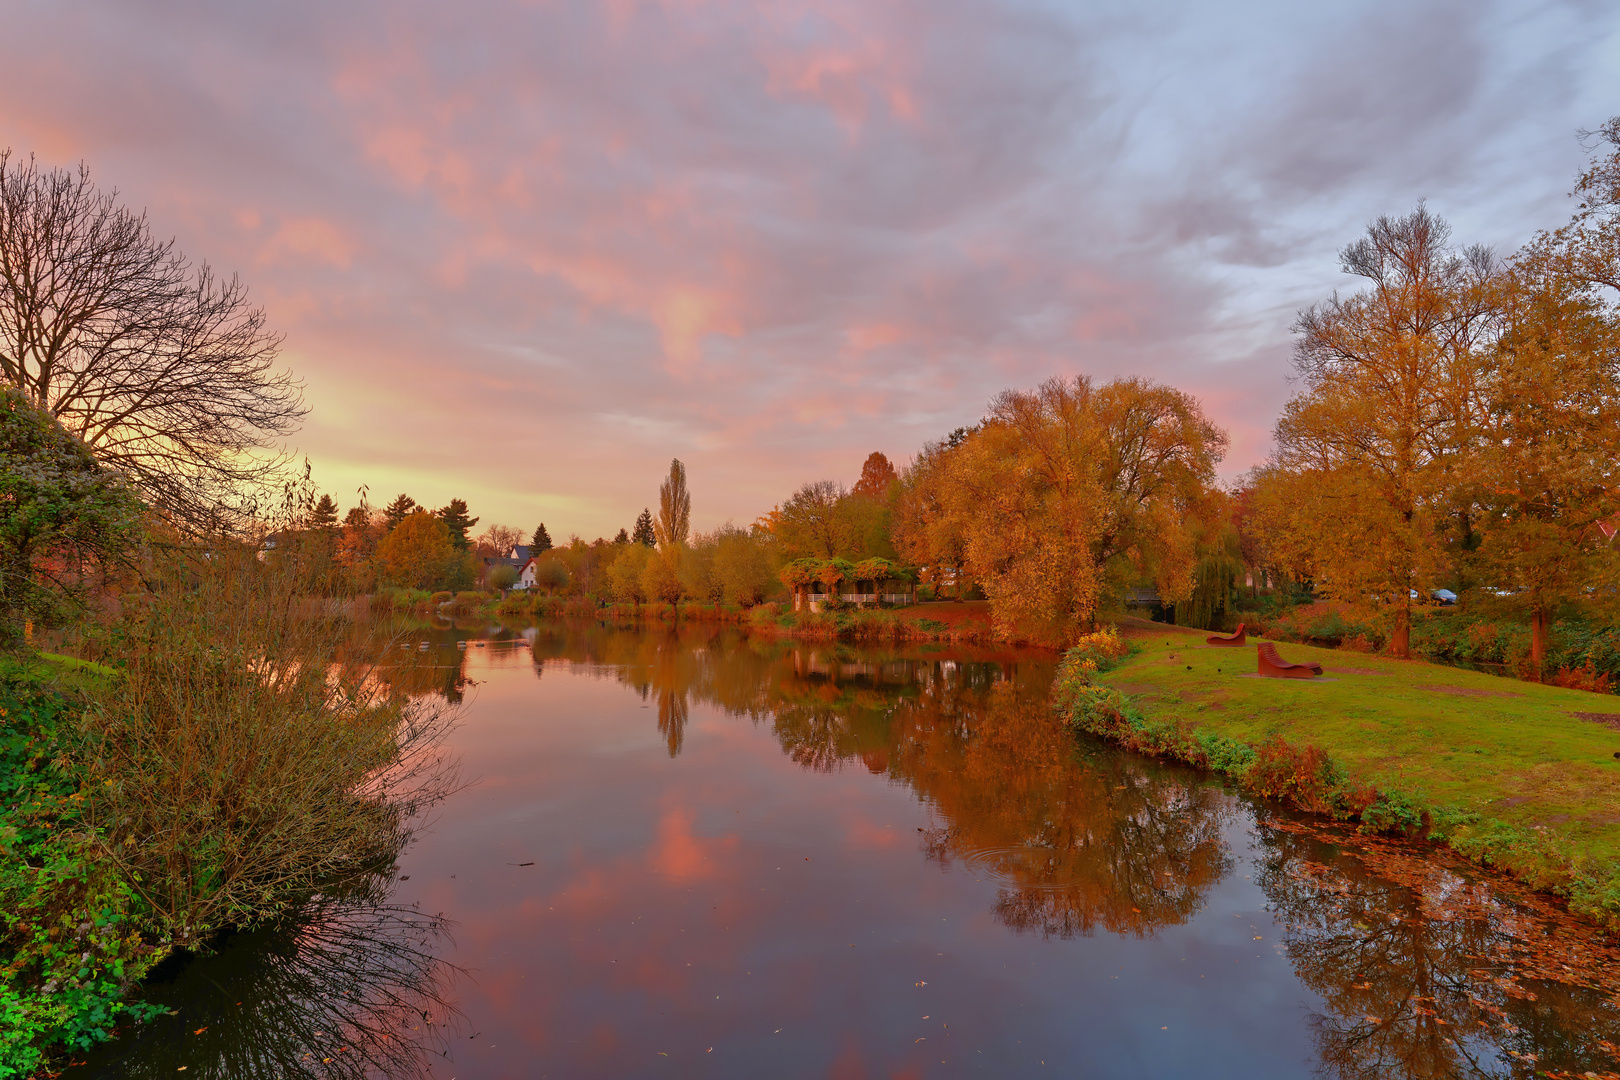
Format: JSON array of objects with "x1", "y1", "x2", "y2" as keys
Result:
[
  {"x1": 655, "y1": 457, "x2": 690, "y2": 548},
  {"x1": 475, "y1": 523, "x2": 523, "y2": 557},
  {"x1": 0, "y1": 151, "x2": 305, "y2": 530}
]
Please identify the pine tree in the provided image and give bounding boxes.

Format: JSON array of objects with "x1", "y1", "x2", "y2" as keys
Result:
[
  {"x1": 614, "y1": 528, "x2": 630, "y2": 544},
  {"x1": 435, "y1": 498, "x2": 479, "y2": 551},
  {"x1": 308, "y1": 494, "x2": 340, "y2": 530},
  {"x1": 531, "y1": 523, "x2": 553, "y2": 553},
  {"x1": 632, "y1": 508, "x2": 656, "y2": 547},
  {"x1": 383, "y1": 494, "x2": 417, "y2": 531}
]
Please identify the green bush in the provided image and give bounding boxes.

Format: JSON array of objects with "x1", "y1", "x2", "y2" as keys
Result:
[{"x1": 1, "y1": 664, "x2": 165, "y2": 1074}]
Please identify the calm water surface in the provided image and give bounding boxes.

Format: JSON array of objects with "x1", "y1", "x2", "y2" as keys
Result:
[{"x1": 71, "y1": 622, "x2": 1620, "y2": 1079}]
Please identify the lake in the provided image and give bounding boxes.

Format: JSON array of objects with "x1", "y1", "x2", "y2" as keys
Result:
[{"x1": 68, "y1": 621, "x2": 1620, "y2": 1079}]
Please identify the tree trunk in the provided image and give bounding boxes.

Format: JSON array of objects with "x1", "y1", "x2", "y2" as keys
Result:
[
  {"x1": 1530, "y1": 607, "x2": 1550, "y2": 681},
  {"x1": 1391, "y1": 602, "x2": 1411, "y2": 659}
]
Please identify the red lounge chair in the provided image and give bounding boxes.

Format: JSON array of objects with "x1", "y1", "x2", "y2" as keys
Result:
[
  {"x1": 1206, "y1": 623, "x2": 1246, "y2": 646},
  {"x1": 1257, "y1": 642, "x2": 1322, "y2": 679}
]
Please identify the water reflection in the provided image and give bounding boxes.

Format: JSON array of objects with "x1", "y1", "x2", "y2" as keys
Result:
[
  {"x1": 219, "y1": 618, "x2": 1620, "y2": 1079},
  {"x1": 1255, "y1": 821, "x2": 1620, "y2": 1080},
  {"x1": 511, "y1": 621, "x2": 1620, "y2": 1077},
  {"x1": 66, "y1": 884, "x2": 462, "y2": 1080}
]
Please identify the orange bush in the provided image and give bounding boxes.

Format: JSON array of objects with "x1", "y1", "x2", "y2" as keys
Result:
[{"x1": 1549, "y1": 660, "x2": 1614, "y2": 694}]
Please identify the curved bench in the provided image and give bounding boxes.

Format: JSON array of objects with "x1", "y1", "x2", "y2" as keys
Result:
[
  {"x1": 1257, "y1": 641, "x2": 1322, "y2": 679},
  {"x1": 1206, "y1": 623, "x2": 1246, "y2": 647}
]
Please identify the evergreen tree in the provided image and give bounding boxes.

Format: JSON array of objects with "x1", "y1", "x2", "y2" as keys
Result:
[
  {"x1": 531, "y1": 522, "x2": 553, "y2": 553},
  {"x1": 614, "y1": 527, "x2": 630, "y2": 545},
  {"x1": 383, "y1": 493, "x2": 417, "y2": 531},
  {"x1": 632, "y1": 508, "x2": 656, "y2": 547},
  {"x1": 308, "y1": 494, "x2": 340, "y2": 531},
  {"x1": 435, "y1": 498, "x2": 479, "y2": 551}
]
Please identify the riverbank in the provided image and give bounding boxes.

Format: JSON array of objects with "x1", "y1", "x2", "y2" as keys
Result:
[
  {"x1": 1058, "y1": 621, "x2": 1620, "y2": 930},
  {"x1": 392, "y1": 589, "x2": 1003, "y2": 644}
]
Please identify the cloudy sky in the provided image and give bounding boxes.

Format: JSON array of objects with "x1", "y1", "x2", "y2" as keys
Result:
[{"x1": 2, "y1": 0, "x2": 1614, "y2": 538}]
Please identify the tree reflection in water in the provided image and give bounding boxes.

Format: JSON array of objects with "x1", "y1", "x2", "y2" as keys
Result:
[
  {"x1": 551, "y1": 624, "x2": 1238, "y2": 939},
  {"x1": 1255, "y1": 821, "x2": 1620, "y2": 1080},
  {"x1": 66, "y1": 883, "x2": 463, "y2": 1080},
  {"x1": 319, "y1": 619, "x2": 1620, "y2": 1078},
  {"x1": 550, "y1": 621, "x2": 1620, "y2": 1076}
]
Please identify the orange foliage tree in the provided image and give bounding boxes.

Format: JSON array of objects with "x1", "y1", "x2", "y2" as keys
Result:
[
  {"x1": 376, "y1": 510, "x2": 454, "y2": 589},
  {"x1": 911, "y1": 376, "x2": 1225, "y2": 646},
  {"x1": 1268, "y1": 206, "x2": 1494, "y2": 657}
]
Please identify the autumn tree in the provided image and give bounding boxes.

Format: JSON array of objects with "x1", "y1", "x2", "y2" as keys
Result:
[
  {"x1": 1271, "y1": 206, "x2": 1494, "y2": 657},
  {"x1": 655, "y1": 459, "x2": 691, "y2": 549},
  {"x1": 382, "y1": 494, "x2": 418, "y2": 531},
  {"x1": 336, "y1": 504, "x2": 381, "y2": 592},
  {"x1": 927, "y1": 377, "x2": 1225, "y2": 645},
  {"x1": 1172, "y1": 489, "x2": 1246, "y2": 631},
  {"x1": 771, "y1": 481, "x2": 854, "y2": 559},
  {"x1": 530, "y1": 522, "x2": 553, "y2": 553},
  {"x1": 0, "y1": 152, "x2": 304, "y2": 529},
  {"x1": 852, "y1": 451, "x2": 898, "y2": 498},
  {"x1": 642, "y1": 546, "x2": 685, "y2": 609},
  {"x1": 376, "y1": 510, "x2": 454, "y2": 589},
  {"x1": 1464, "y1": 129, "x2": 1620, "y2": 674},
  {"x1": 434, "y1": 498, "x2": 478, "y2": 551},
  {"x1": 532, "y1": 557, "x2": 570, "y2": 595},
  {"x1": 893, "y1": 438, "x2": 973, "y2": 600},
  {"x1": 608, "y1": 541, "x2": 651, "y2": 605},
  {"x1": 632, "y1": 508, "x2": 656, "y2": 547},
  {"x1": 613, "y1": 527, "x2": 630, "y2": 545},
  {"x1": 711, "y1": 524, "x2": 777, "y2": 607}
]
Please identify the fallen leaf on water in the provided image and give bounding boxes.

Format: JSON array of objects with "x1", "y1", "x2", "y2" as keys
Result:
[{"x1": 192, "y1": 1027, "x2": 207, "y2": 1035}]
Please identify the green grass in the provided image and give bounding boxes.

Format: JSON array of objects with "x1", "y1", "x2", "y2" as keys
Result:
[{"x1": 1099, "y1": 624, "x2": 1620, "y2": 863}]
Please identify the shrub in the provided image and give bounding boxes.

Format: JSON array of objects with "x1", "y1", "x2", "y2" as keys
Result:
[
  {"x1": 1066, "y1": 626, "x2": 1129, "y2": 674},
  {"x1": 1549, "y1": 659, "x2": 1615, "y2": 694},
  {"x1": 78, "y1": 547, "x2": 456, "y2": 944},
  {"x1": 1, "y1": 664, "x2": 166, "y2": 1073}
]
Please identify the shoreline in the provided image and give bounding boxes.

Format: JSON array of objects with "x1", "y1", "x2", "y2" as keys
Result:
[{"x1": 1057, "y1": 623, "x2": 1620, "y2": 932}]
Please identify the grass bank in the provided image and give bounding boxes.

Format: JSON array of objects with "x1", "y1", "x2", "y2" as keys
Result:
[{"x1": 1056, "y1": 621, "x2": 1620, "y2": 929}]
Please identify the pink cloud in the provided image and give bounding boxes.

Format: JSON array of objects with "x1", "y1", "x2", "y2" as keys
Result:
[{"x1": 0, "y1": 0, "x2": 1604, "y2": 534}]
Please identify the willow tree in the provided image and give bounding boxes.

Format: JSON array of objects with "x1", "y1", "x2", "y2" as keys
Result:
[
  {"x1": 932, "y1": 376, "x2": 1224, "y2": 646},
  {"x1": 655, "y1": 458, "x2": 690, "y2": 549},
  {"x1": 0, "y1": 152, "x2": 304, "y2": 530},
  {"x1": 1274, "y1": 206, "x2": 1494, "y2": 657}
]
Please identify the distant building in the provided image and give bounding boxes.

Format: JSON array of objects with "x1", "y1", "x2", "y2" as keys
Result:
[{"x1": 482, "y1": 545, "x2": 533, "y2": 586}]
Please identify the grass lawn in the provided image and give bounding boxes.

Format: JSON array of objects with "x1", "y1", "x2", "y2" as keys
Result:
[{"x1": 1098, "y1": 618, "x2": 1620, "y2": 867}]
